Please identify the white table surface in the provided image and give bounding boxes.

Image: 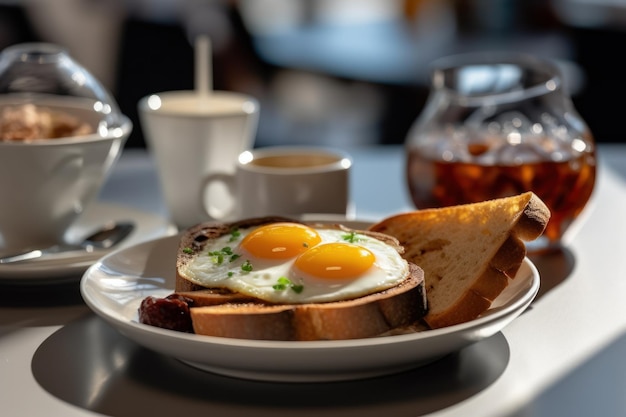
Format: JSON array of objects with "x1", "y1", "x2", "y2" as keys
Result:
[{"x1": 1, "y1": 143, "x2": 625, "y2": 417}]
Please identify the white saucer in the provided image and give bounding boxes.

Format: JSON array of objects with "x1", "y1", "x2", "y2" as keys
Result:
[
  {"x1": 0, "y1": 202, "x2": 177, "y2": 284},
  {"x1": 81, "y1": 219, "x2": 540, "y2": 383}
]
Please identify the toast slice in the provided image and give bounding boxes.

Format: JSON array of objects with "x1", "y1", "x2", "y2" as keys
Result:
[
  {"x1": 368, "y1": 192, "x2": 550, "y2": 329},
  {"x1": 187, "y1": 264, "x2": 426, "y2": 341},
  {"x1": 170, "y1": 217, "x2": 428, "y2": 341}
]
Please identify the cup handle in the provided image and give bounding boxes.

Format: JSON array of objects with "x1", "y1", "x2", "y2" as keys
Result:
[{"x1": 199, "y1": 172, "x2": 237, "y2": 221}]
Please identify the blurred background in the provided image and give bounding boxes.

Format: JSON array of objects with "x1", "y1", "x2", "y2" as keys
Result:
[{"x1": 0, "y1": 0, "x2": 623, "y2": 148}]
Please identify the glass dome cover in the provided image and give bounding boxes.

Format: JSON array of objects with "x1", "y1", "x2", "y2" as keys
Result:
[{"x1": 0, "y1": 42, "x2": 128, "y2": 139}]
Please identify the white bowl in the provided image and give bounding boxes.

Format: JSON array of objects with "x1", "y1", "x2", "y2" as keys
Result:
[
  {"x1": 0, "y1": 42, "x2": 132, "y2": 252},
  {"x1": 0, "y1": 98, "x2": 131, "y2": 251}
]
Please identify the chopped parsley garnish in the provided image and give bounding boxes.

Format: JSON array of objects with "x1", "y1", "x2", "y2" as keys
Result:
[
  {"x1": 342, "y1": 231, "x2": 361, "y2": 243},
  {"x1": 182, "y1": 247, "x2": 193, "y2": 254},
  {"x1": 208, "y1": 246, "x2": 240, "y2": 265},
  {"x1": 229, "y1": 228, "x2": 241, "y2": 242},
  {"x1": 273, "y1": 277, "x2": 304, "y2": 293},
  {"x1": 227, "y1": 271, "x2": 234, "y2": 277},
  {"x1": 273, "y1": 277, "x2": 289, "y2": 291},
  {"x1": 241, "y1": 260, "x2": 253, "y2": 272},
  {"x1": 207, "y1": 251, "x2": 225, "y2": 265}
]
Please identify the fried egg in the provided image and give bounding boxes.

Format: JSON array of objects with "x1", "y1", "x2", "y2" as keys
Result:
[{"x1": 180, "y1": 222, "x2": 409, "y2": 304}]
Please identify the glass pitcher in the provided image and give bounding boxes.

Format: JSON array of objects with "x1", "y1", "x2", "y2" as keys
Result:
[{"x1": 405, "y1": 52, "x2": 596, "y2": 252}]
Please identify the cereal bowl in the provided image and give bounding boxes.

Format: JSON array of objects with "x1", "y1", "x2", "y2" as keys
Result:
[{"x1": 0, "y1": 43, "x2": 132, "y2": 252}]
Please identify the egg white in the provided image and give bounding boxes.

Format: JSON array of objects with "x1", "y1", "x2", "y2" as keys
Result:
[{"x1": 180, "y1": 226, "x2": 409, "y2": 304}]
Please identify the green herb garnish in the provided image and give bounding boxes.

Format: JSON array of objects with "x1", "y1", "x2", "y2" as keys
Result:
[
  {"x1": 273, "y1": 277, "x2": 304, "y2": 293},
  {"x1": 207, "y1": 251, "x2": 225, "y2": 264},
  {"x1": 272, "y1": 277, "x2": 290, "y2": 291},
  {"x1": 241, "y1": 260, "x2": 253, "y2": 272},
  {"x1": 229, "y1": 228, "x2": 241, "y2": 242},
  {"x1": 342, "y1": 231, "x2": 360, "y2": 243},
  {"x1": 208, "y1": 246, "x2": 239, "y2": 265},
  {"x1": 182, "y1": 247, "x2": 193, "y2": 254}
]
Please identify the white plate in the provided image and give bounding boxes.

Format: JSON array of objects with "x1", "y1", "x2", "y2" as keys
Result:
[
  {"x1": 0, "y1": 202, "x2": 177, "y2": 283},
  {"x1": 80, "y1": 220, "x2": 540, "y2": 383}
]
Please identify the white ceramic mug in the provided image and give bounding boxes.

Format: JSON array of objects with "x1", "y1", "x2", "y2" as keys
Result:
[
  {"x1": 202, "y1": 146, "x2": 352, "y2": 220},
  {"x1": 138, "y1": 90, "x2": 259, "y2": 229}
]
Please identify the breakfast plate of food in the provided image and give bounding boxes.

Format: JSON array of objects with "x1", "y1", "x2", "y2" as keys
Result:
[{"x1": 81, "y1": 192, "x2": 549, "y2": 382}]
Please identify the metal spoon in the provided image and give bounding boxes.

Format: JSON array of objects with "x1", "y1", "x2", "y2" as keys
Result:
[{"x1": 0, "y1": 221, "x2": 135, "y2": 264}]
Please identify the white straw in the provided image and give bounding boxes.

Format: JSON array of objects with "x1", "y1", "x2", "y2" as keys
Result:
[{"x1": 195, "y1": 35, "x2": 212, "y2": 96}]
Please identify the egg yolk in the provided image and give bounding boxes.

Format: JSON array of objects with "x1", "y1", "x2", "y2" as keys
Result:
[
  {"x1": 294, "y1": 243, "x2": 375, "y2": 279},
  {"x1": 239, "y1": 223, "x2": 322, "y2": 260}
]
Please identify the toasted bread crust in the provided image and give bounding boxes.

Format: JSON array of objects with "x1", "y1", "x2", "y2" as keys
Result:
[
  {"x1": 369, "y1": 192, "x2": 550, "y2": 329},
  {"x1": 191, "y1": 304, "x2": 297, "y2": 340},
  {"x1": 176, "y1": 288, "x2": 260, "y2": 306},
  {"x1": 513, "y1": 194, "x2": 553, "y2": 241}
]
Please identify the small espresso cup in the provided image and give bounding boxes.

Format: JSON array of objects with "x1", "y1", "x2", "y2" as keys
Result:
[
  {"x1": 203, "y1": 146, "x2": 352, "y2": 220},
  {"x1": 138, "y1": 90, "x2": 259, "y2": 229}
]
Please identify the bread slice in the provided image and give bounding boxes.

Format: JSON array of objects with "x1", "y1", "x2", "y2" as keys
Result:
[
  {"x1": 172, "y1": 217, "x2": 428, "y2": 341},
  {"x1": 368, "y1": 192, "x2": 550, "y2": 329},
  {"x1": 187, "y1": 264, "x2": 426, "y2": 341}
]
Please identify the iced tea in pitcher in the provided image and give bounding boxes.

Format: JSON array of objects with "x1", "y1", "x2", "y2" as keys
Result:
[{"x1": 405, "y1": 52, "x2": 596, "y2": 251}]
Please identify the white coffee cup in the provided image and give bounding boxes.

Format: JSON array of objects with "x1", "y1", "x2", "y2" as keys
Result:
[
  {"x1": 138, "y1": 90, "x2": 259, "y2": 229},
  {"x1": 203, "y1": 146, "x2": 352, "y2": 220}
]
